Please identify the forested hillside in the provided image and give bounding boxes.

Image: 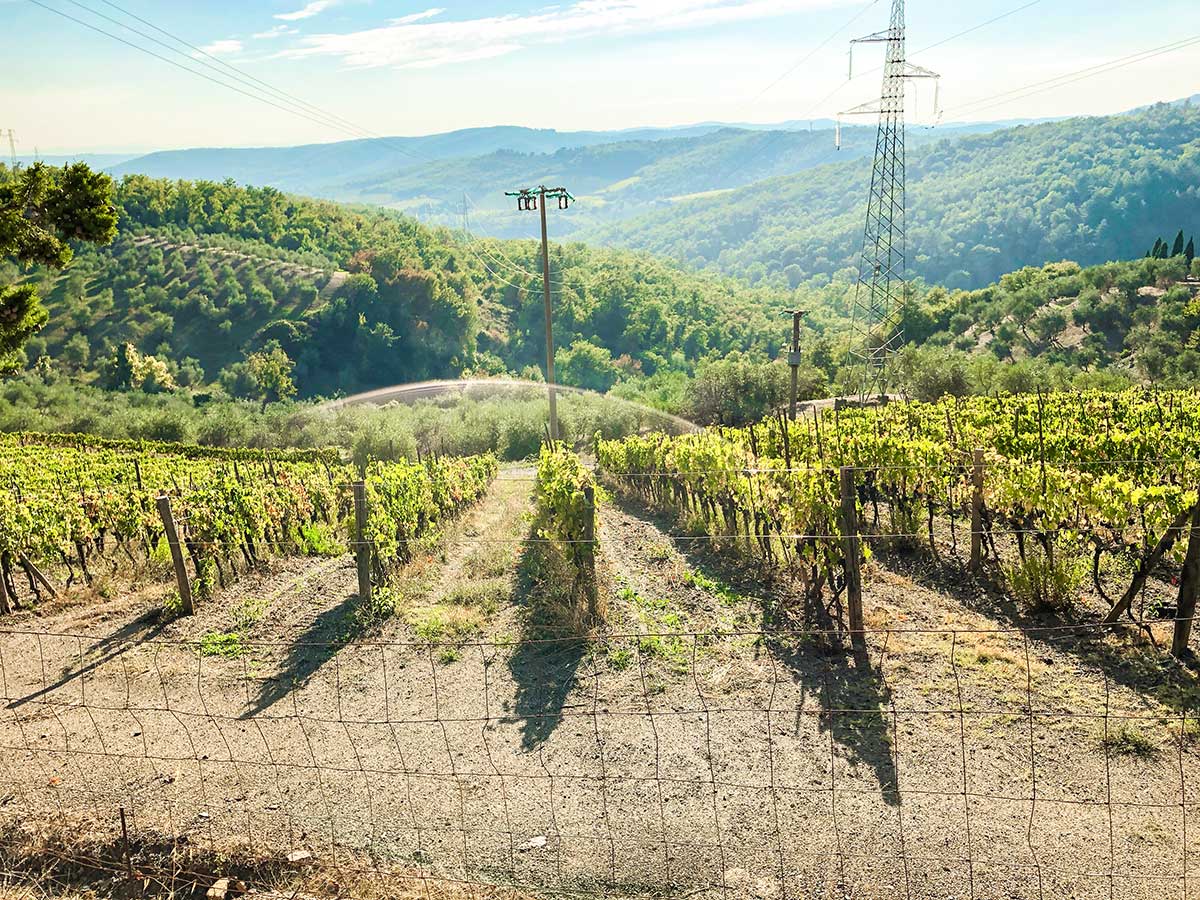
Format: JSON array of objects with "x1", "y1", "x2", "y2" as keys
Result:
[
  {"x1": 588, "y1": 104, "x2": 1200, "y2": 290},
  {"x1": 890, "y1": 254, "x2": 1200, "y2": 396},
  {"x1": 4, "y1": 174, "x2": 787, "y2": 398}
]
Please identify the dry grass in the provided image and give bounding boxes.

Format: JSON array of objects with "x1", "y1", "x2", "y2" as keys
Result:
[{"x1": 0, "y1": 816, "x2": 535, "y2": 900}]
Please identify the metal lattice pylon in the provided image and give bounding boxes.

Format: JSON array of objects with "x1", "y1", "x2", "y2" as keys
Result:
[{"x1": 839, "y1": 0, "x2": 939, "y2": 401}]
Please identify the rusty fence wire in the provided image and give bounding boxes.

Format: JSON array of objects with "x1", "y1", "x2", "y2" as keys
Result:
[{"x1": 1, "y1": 621, "x2": 1198, "y2": 899}]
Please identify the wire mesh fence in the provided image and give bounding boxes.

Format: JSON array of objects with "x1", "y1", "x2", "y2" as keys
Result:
[{"x1": 2, "y1": 620, "x2": 1198, "y2": 899}]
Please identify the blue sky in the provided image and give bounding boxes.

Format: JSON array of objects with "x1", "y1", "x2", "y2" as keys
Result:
[{"x1": 5, "y1": 0, "x2": 1199, "y2": 152}]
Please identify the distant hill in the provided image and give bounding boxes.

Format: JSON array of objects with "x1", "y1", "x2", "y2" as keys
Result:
[
  {"x1": 585, "y1": 104, "x2": 1200, "y2": 291},
  {"x1": 17, "y1": 153, "x2": 138, "y2": 169},
  {"x1": 104, "y1": 120, "x2": 1007, "y2": 237}
]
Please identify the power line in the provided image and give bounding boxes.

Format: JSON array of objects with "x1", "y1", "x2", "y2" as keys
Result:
[
  {"x1": 461, "y1": 192, "x2": 583, "y2": 290},
  {"x1": 791, "y1": 0, "x2": 1045, "y2": 123},
  {"x1": 30, "y1": 0, "x2": 437, "y2": 167},
  {"x1": 911, "y1": 0, "x2": 1043, "y2": 58},
  {"x1": 724, "y1": 0, "x2": 1046, "y2": 187},
  {"x1": 27, "y1": 0, "x2": 368, "y2": 139},
  {"x1": 54, "y1": 0, "x2": 360, "y2": 139},
  {"x1": 945, "y1": 33, "x2": 1200, "y2": 119},
  {"x1": 90, "y1": 0, "x2": 378, "y2": 142},
  {"x1": 751, "y1": 0, "x2": 882, "y2": 103}
]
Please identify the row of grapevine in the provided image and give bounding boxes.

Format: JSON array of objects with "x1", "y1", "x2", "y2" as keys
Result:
[
  {"x1": 359, "y1": 453, "x2": 498, "y2": 577},
  {"x1": 0, "y1": 432, "x2": 497, "y2": 615},
  {"x1": 0, "y1": 430, "x2": 340, "y2": 464},
  {"x1": 534, "y1": 443, "x2": 600, "y2": 630},
  {"x1": 596, "y1": 390, "x2": 1200, "y2": 647}
]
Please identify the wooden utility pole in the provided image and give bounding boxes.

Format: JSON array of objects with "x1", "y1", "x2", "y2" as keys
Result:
[
  {"x1": 785, "y1": 309, "x2": 808, "y2": 420},
  {"x1": 505, "y1": 185, "x2": 574, "y2": 441}
]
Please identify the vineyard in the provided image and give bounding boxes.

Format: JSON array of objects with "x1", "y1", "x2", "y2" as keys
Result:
[
  {"x1": 598, "y1": 389, "x2": 1200, "y2": 651},
  {"x1": 4, "y1": 393, "x2": 1200, "y2": 899},
  {"x1": 0, "y1": 431, "x2": 496, "y2": 615}
]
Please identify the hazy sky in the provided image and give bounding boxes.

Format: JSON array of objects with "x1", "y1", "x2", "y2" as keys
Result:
[{"x1": 5, "y1": 0, "x2": 1199, "y2": 153}]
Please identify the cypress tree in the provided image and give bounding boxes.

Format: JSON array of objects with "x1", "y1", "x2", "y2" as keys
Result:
[
  {"x1": 1153, "y1": 237, "x2": 1164, "y2": 257},
  {"x1": 1173, "y1": 229, "x2": 1186, "y2": 257},
  {"x1": 1188, "y1": 237, "x2": 1196, "y2": 264}
]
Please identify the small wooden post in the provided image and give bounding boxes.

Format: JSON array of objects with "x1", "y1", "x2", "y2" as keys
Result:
[
  {"x1": 18, "y1": 552, "x2": 58, "y2": 599},
  {"x1": 353, "y1": 481, "x2": 372, "y2": 603},
  {"x1": 970, "y1": 448, "x2": 985, "y2": 572},
  {"x1": 582, "y1": 484, "x2": 598, "y2": 621},
  {"x1": 119, "y1": 807, "x2": 134, "y2": 880},
  {"x1": 1173, "y1": 500, "x2": 1200, "y2": 658},
  {"x1": 0, "y1": 563, "x2": 11, "y2": 615},
  {"x1": 839, "y1": 467, "x2": 864, "y2": 650},
  {"x1": 156, "y1": 495, "x2": 194, "y2": 616}
]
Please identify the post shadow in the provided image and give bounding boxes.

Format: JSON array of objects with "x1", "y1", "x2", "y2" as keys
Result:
[
  {"x1": 241, "y1": 591, "x2": 360, "y2": 717},
  {"x1": 606, "y1": 488, "x2": 900, "y2": 806},
  {"x1": 7, "y1": 607, "x2": 169, "y2": 709},
  {"x1": 507, "y1": 519, "x2": 585, "y2": 751}
]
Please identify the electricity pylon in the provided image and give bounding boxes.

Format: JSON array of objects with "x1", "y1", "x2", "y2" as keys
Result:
[
  {"x1": 837, "y1": 0, "x2": 939, "y2": 401},
  {"x1": 3, "y1": 130, "x2": 16, "y2": 169},
  {"x1": 504, "y1": 185, "x2": 574, "y2": 441}
]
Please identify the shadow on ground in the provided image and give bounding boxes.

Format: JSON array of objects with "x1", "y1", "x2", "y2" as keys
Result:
[
  {"x1": 507, "y1": 518, "x2": 585, "y2": 751},
  {"x1": 6, "y1": 607, "x2": 170, "y2": 709},
  {"x1": 606, "y1": 488, "x2": 900, "y2": 806},
  {"x1": 241, "y1": 591, "x2": 359, "y2": 717},
  {"x1": 872, "y1": 537, "x2": 1200, "y2": 715}
]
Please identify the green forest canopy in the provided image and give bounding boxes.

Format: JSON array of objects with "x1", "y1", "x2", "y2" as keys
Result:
[
  {"x1": 4, "y1": 173, "x2": 791, "y2": 398},
  {"x1": 586, "y1": 103, "x2": 1200, "y2": 292}
]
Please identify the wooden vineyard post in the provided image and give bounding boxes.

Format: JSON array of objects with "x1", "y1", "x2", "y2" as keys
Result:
[
  {"x1": 0, "y1": 564, "x2": 10, "y2": 615},
  {"x1": 1173, "y1": 500, "x2": 1200, "y2": 658},
  {"x1": 839, "y1": 466, "x2": 865, "y2": 651},
  {"x1": 156, "y1": 495, "x2": 194, "y2": 616},
  {"x1": 353, "y1": 481, "x2": 372, "y2": 604},
  {"x1": 582, "y1": 484, "x2": 599, "y2": 622},
  {"x1": 18, "y1": 553, "x2": 58, "y2": 599},
  {"x1": 970, "y1": 448, "x2": 985, "y2": 572}
]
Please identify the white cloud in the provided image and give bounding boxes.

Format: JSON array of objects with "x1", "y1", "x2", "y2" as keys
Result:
[
  {"x1": 280, "y1": 0, "x2": 850, "y2": 69},
  {"x1": 275, "y1": 0, "x2": 340, "y2": 21},
  {"x1": 253, "y1": 24, "x2": 298, "y2": 39},
  {"x1": 390, "y1": 8, "x2": 445, "y2": 26},
  {"x1": 197, "y1": 39, "x2": 244, "y2": 56}
]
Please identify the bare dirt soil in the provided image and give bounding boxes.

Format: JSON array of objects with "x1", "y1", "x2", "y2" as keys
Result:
[{"x1": 3, "y1": 473, "x2": 1200, "y2": 899}]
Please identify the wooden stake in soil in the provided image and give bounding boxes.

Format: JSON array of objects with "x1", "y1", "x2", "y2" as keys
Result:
[
  {"x1": 353, "y1": 481, "x2": 372, "y2": 604},
  {"x1": 156, "y1": 495, "x2": 194, "y2": 616},
  {"x1": 581, "y1": 484, "x2": 599, "y2": 623},
  {"x1": 839, "y1": 467, "x2": 865, "y2": 651},
  {"x1": 970, "y1": 448, "x2": 985, "y2": 572},
  {"x1": 119, "y1": 807, "x2": 134, "y2": 880},
  {"x1": 1173, "y1": 499, "x2": 1200, "y2": 657},
  {"x1": 18, "y1": 552, "x2": 57, "y2": 599}
]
